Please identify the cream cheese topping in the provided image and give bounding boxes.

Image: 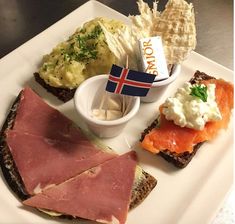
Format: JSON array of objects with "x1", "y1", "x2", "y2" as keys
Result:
[{"x1": 162, "y1": 82, "x2": 222, "y2": 130}]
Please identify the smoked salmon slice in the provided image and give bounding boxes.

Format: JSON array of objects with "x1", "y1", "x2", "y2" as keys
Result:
[{"x1": 141, "y1": 78, "x2": 234, "y2": 154}]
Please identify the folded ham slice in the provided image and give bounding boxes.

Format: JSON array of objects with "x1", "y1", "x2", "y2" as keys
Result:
[
  {"x1": 23, "y1": 151, "x2": 137, "y2": 224},
  {"x1": 6, "y1": 130, "x2": 116, "y2": 195},
  {"x1": 13, "y1": 87, "x2": 86, "y2": 143},
  {"x1": 5, "y1": 87, "x2": 117, "y2": 195}
]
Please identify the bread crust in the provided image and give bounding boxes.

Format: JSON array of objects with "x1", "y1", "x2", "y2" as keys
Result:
[
  {"x1": 34, "y1": 73, "x2": 76, "y2": 102},
  {"x1": 0, "y1": 91, "x2": 29, "y2": 200},
  {"x1": 129, "y1": 170, "x2": 157, "y2": 209}
]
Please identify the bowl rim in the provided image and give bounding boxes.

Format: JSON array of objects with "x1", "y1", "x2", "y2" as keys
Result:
[
  {"x1": 152, "y1": 64, "x2": 181, "y2": 87},
  {"x1": 74, "y1": 74, "x2": 140, "y2": 126}
]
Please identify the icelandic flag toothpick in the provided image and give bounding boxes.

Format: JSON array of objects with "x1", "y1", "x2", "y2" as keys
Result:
[{"x1": 106, "y1": 65, "x2": 156, "y2": 97}]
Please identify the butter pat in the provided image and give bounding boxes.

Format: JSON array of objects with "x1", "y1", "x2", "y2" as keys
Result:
[{"x1": 139, "y1": 36, "x2": 169, "y2": 81}]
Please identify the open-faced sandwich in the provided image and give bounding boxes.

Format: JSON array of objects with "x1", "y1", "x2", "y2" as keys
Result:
[
  {"x1": 34, "y1": 0, "x2": 196, "y2": 102},
  {"x1": 34, "y1": 17, "x2": 126, "y2": 102},
  {"x1": 140, "y1": 71, "x2": 234, "y2": 168},
  {"x1": 0, "y1": 87, "x2": 157, "y2": 223}
]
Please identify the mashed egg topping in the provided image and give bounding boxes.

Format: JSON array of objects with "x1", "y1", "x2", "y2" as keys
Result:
[{"x1": 39, "y1": 17, "x2": 125, "y2": 89}]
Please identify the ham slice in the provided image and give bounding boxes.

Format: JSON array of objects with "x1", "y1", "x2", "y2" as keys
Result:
[
  {"x1": 6, "y1": 87, "x2": 117, "y2": 195},
  {"x1": 6, "y1": 130, "x2": 116, "y2": 195},
  {"x1": 23, "y1": 151, "x2": 137, "y2": 224},
  {"x1": 13, "y1": 87, "x2": 86, "y2": 143}
]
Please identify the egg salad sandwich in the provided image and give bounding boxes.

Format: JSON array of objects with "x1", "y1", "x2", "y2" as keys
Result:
[{"x1": 34, "y1": 17, "x2": 126, "y2": 102}]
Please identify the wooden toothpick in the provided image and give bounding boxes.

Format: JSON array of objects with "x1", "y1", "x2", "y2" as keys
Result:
[
  {"x1": 122, "y1": 56, "x2": 129, "y2": 114},
  {"x1": 126, "y1": 55, "x2": 129, "y2": 68},
  {"x1": 123, "y1": 55, "x2": 132, "y2": 116}
]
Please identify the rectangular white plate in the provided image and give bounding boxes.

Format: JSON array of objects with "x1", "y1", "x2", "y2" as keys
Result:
[{"x1": 0, "y1": 1, "x2": 233, "y2": 224}]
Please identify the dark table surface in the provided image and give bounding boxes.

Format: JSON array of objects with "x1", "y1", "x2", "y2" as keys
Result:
[{"x1": 0, "y1": 0, "x2": 233, "y2": 70}]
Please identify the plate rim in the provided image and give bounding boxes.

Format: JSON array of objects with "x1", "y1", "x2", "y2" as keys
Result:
[{"x1": 0, "y1": 1, "x2": 233, "y2": 224}]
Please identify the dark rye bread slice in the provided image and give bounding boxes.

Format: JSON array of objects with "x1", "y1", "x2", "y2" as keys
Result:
[
  {"x1": 0, "y1": 90, "x2": 157, "y2": 216},
  {"x1": 0, "y1": 94, "x2": 29, "y2": 200},
  {"x1": 34, "y1": 73, "x2": 76, "y2": 102},
  {"x1": 34, "y1": 65, "x2": 175, "y2": 102},
  {"x1": 140, "y1": 71, "x2": 216, "y2": 168}
]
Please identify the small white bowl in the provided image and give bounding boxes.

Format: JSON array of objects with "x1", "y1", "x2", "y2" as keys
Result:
[
  {"x1": 74, "y1": 75, "x2": 140, "y2": 138},
  {"x1": 141, "y1": 64, "x2": 181, "y2": 103}
]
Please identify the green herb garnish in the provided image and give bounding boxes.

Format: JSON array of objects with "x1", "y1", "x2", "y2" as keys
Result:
[
  {"x1": 60, "y1": 25, "x2": 103, "y2": 63},
  {"x1": 42, "y1": 63, "x2": 54, "y2": 71},
  {"x1": 190, "y1": 84, "x2": 208, "y2": 102},
  {"x1": 42, "y1": 64, "x2": 47, "y2": 71},
  {"x1": 63, "y1": 53, "x2": 71, "y2": 62},
  {"x1": 80, "y1": 28, "x2": 86, "y2": 34}
]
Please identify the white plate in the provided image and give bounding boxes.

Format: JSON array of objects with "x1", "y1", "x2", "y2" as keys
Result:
[{"x1": 0, "y1": 1, "x2": 233, "y2": 224}]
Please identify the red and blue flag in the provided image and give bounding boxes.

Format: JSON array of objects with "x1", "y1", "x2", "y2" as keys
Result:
[{"x1": 106, "y1": 65, "x2": 156, "y2": 97}]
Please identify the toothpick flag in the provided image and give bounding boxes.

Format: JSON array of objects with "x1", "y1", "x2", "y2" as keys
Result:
[{"x1": 106, "y1": 65, "x2": 156, "y2": 97}]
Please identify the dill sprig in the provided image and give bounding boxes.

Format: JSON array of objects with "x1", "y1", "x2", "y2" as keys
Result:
[{"x1": 190, "y1": 84, "x2": 208, "y2": 102}]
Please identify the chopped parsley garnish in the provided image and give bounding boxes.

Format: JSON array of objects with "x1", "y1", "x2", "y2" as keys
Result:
[
  {"x1": 80, "y1": 28, "x2": 86, "y2": 34},
  {"x1": 86, "y1": 25, "x2": 102, "y2": 39},
  {"x1": 42, "y1": 63, "x2": 54, "y2": 71},
  {"x1": 190, "y1": 84, "x2": 208, "y2": 102},
  {"x1": 64, "y1": 53, "x2": 71, "y2": 62},
  {"x1": 43, "y1": 64, "x2": 47, "y2": 71},
  {"x1": 62, "y1": 25, "x2": 103, "y2": 62}
]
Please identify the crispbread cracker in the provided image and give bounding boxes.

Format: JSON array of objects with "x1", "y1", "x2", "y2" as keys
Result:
[
  {"x1": 129, "y1": 0, "x2": 196, "y2": 65},
  {"x1": 152, "y1": 0, "x2": 196, "y2": 64}
]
